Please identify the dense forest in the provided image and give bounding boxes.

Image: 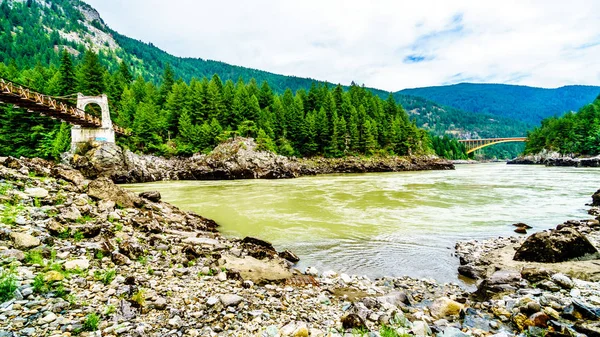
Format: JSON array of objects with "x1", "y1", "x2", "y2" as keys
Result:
[
  {"x1": 0, "y1": 50, "x2": 452, "y2": 160},
  {"x1": 400, "y1": 83, "x2": 600, "y2": 125},
  {"x1": 525, "y1": 97, "x2": 600, "y2": 155}
]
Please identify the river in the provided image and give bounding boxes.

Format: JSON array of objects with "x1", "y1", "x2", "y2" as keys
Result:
[{"x1": 123, "y1": 163, "x2": 599, "y2": 284}]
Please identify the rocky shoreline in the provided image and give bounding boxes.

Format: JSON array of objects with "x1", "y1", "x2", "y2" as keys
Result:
[
  {"x1": 0, "y1": 157, "x2": 599, "y2": 336},
  {"x1": 66, "y1": 138, "x2": 454, "y2": 184},
  {"x1": 507, "y1": 151, "x2": 600, "y2": 167}
]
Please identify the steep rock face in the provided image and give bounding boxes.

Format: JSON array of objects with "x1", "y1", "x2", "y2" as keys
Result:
[
  {"x1": 188, "y1": 138, "x2": 304, "y2": 180},
  {"x1": 513, "y1": 227, "x2": 599, "y2": 263}
]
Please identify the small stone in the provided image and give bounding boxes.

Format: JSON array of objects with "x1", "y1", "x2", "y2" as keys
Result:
[
  {"x1": 429, "y1": 297, "x2": 464, "y2": 319},
  {"x1": 292, "y1": 323, "x2": 309, "y2": 337},
  {"x1": 112, "y1": 252, "x2": 131, "y2": 265},
  {"x1": 340, "y1": 273, "x2": 352, "y2": 284},
  {"x1": 39, "y1": 312, "x2": 57, "y2": 324},
  {"x1": 168, "y1": 315, "x2": 182, "y2": 328},
  {"x1": 411, "y1": 320, "x2": 432, "y2": 336},
  {"x1": 551, "y1": 273, "x2": 574, "y2": 289},
  {"x1": 529, "y1": 312, "x2": 549, "y2": 328},
  {"x1": 25, "y1": 187, "x2": 49, "y2": 198},
  {"x1": 10, "y1": 232, "x2": 40, "y2": 249},
  {"x1": 44, "y1": 271, "x2": 64, "y2": 282},
  {"x1": 220, "y1": 294, "x2": 243, "y2": 307},
  {"x1": 0, "y1": 249, "x2": 25, "y2": 261},
  {"x1": 64, "y1": 258, "x2": 90, "y2": 270},
  {"x1": 207, "y1": 297, "x2": 219, "y2": 306},
  {"x1": 305, "y1": 266, "x2": 319, "y2": 276},
  {"x1": 242, "y1": 280, "x2": 254, "y2": 289},
  {"x1": 217, "y1": 272, "x2": 227, "y2": 281}
]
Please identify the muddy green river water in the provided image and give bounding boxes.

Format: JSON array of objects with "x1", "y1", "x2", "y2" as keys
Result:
[{"x1": 124, "y1": 163, "x2": 598, "y2": 283}]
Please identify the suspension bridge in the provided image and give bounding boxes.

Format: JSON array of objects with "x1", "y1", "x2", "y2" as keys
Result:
[
  {"x1": 458, "y1": 137, "x2": 528, "y2": 154},
  {"x1": 0, "y1": 77, "x2": 127, "y2": 150}
]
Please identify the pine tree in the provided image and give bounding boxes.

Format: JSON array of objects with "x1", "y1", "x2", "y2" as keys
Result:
[
  {"x1": 58, "y1": 49, "x2": 76, "y2": 95},
  {"x1": 118, "y1": 61, "x2": 133, "y2": 83},
  {"x1": 77, "y1": 50, "x2": 105, "y2": 96}
]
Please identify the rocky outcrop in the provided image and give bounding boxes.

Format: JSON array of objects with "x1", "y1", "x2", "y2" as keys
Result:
[
  {"x1": 508, "y1": 150, "x2": 600, "y2": 167},
  {"x1": 65, "y1": 138, "x2": 454, "y2": 183},
  {"x1": 513, "y1": 227, "x2": 599, "y2": 263}
]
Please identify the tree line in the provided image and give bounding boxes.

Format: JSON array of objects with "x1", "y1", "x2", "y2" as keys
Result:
[
  {"x1": 0, "y1": 49, "x2": 466, "y2": 159},
  {"x1": 525, "y1": 97, "x2": 600, "y2": 155}
]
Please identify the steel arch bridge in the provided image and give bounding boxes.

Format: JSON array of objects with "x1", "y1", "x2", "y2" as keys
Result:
[{"x1": 458, "y1": 137, "x2": 527, "y2": 154}]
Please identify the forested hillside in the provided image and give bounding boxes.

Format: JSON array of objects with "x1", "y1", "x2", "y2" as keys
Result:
[
  {"x1": 399, "y1": 83, "x2": 600, "y2": 125},
  {"x1": 0, "y1": 49, "x2": 435, "y2": 159},
  {"x1": 525, "y1": 97, "x2": 600, "y2": 155}
]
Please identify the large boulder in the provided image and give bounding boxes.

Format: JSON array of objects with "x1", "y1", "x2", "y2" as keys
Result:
[
  {"x1": 593, "y1": 189, "x2": 600, "y2": 206},
  {"x1": 87, "y1": 177, "x2": 142, "y2": 208},
  {"x1": 513, "y1": 227, "x2": 599, "y2": 263}
]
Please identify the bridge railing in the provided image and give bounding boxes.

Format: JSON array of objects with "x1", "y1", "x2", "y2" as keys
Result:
[{"x1": 0, "y1": 78, "x2": 127, "y2": 135}]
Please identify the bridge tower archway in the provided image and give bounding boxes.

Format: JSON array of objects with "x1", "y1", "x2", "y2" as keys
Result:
[{"x1": 71, "y1": 93, "x2": 115, "y2": 152}]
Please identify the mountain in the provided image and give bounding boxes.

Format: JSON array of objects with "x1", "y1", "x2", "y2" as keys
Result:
[{"x1": 398, "y1": 83, "x2": 600, "y2": 125}]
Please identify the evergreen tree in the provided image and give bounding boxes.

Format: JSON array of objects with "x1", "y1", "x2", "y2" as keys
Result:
[
  {"x1": 77, "y1": 49, "x2": 105, "y2": 95},
  {"x1": 57, "y1": 49, "x2": 76, "y2": 95}
]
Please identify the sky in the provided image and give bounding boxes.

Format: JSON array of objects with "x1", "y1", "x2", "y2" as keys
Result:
[{"x1": 84, "y1": 0, "x2": 600, "y2": 92}]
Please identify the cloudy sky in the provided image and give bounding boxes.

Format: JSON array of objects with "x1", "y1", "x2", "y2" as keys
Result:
[{"x1": 85, "y1": 0, "x2": 600, "y2": 91}]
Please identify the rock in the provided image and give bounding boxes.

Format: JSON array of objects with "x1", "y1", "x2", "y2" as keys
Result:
[
  {"x1": 572, "y1": 299, "x2": 600, "y2": 319},
  {"x1": 9, "y1": 232, "x2": 40, "y2": 249},
  {"x1": 305, "y1": 266, "x2": 319, "y2": 276},
  {"x1": 87, "y1": 177, "x2": 141, "y2": 208},
  {"x1": 475, "y1": 270, "x2": 522, "y2": 300},
  {"x1": 341, "y1": 313, "x2": 366, "y2": 330},
  {"x1": 278, "y1": 249, "x2": 300, "y2": 263},
  {"x1": 574, "y1": 323, "x2": 600, "y2": 337},
  {"x1": 439, "y1": 327, "x2": 469, "y2": 337},
  {"x1": 429, "y1": 297, "x2": 464, "y2": 319},
  {"x1": 24, "y1": 187, "x2": 48, "y2": 198},
  {"x1": 44, "y1": 271, "x2": 64, "y2": 282},
  {"x1": 593, "y1": 189, "x2": 600, "y2": 206},
  {"x1": 0, "y1": 249, "x2": 25, "y2": 261},
  {"x1": 513, "y1": 223, "x2": 533, "y2": 229},
  {"x1": 39, "y1": 312, "x2": 57, "y2": 324},
  {"x1": 521, "y1": 266, "x2": 551, "y2": 283},
  {"x1": 119, "y1": 239, "x2": 144, "y2": 259},
  {"x1": 292, "y1": 324, "x2": 309, "y2": 337},
  {"x1": 411, "y1": 320, "x2": 432, "y2": 336},
  {"x1": 551, "y1": 273, "x2": 574, "y2": 289},
  {"x1": 168, "y1": 315, "x2": 182, "y2": 328},
  {"x1": 64, "y1": 259, "x2": 90, "y2": 270},
  {"x1": 529, "y1": 312, "x2": 549, "y2": 328},
  {"x1": 61, "y1": 205, "x2": 82, "y2": 222},
  {"x1": 46, "y1": 220, "x2": 67, "y2": 236},
  {"x1": 52, "y1": 167, "x2": 85, "y2": 186},
  {"x1": 219, "y1": 294, "x2": 243, "y2": 307},
  {"x1": 207, "y1": 297, "x2": 219, "y2": 306},
  {"x1": 112, "y1": 252, "x2": 131, "y2": 265},
  {"x1": 514, "y1": 227, "x2": 599, "y2": 262},
  {"x1": 514, "y1": 227, "x2": 528, "y2": 234},
  {"x1": 139, "y1": 191, "x2": 161, "y2": 202}
]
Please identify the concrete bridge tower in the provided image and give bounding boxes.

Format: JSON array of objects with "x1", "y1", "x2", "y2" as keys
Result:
[{"x1": 70, "y1": 93, "x2": 115, "y2": 152}]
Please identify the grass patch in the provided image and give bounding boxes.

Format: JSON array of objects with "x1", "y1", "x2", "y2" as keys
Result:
[
  {"x1": 94, "y1": 269, "x2": 116, "y2": 285},
  {"x1": 380, "y1": 325, "x2": 409, "y2": 337},
  {"x1": 82, "y1": 313, "x2": 100, "y2": 331},
  {"x1": 75, "y1": 214, "x2": 94, "y2": 224},
  {"x1": 72, "y1": 230, "x2": 84, "y2": 242},
  {"x1": 25, "y1": 250, "x2": 44, "y2": 265},
  {"x1": 0, "y1": 267, "x2": 17, "y2": 302},
  {"x1": 0, "y1": 183, "x2": 11, "y2": 195},
  {"x1": 131, "y1": 288, "x2": 145, "y2": 307},
  {"x1": 0, "y1": 203, "x2": 24, "y2": 226}
]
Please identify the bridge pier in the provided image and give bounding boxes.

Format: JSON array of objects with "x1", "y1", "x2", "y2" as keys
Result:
[{"x1": 70, "y1": 94, "x2": 115, "y2": 152}]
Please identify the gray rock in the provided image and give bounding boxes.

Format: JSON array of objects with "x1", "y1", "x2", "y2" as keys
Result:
[
  {"x1": 64, "y1": 258, "x2": 90, "y2": 270},
  {"x1": 551, "y1": 273, "x2": 574, "y2": 289},
  {"x1": 219, "y1": 294, "x2": 243, "y2": 307},
  {"x1": 0, "y1": 249, "x2": 25, "y2": 261},
  {"x1": 24, "y1": 187, "x2": 48, "y2": 198}
]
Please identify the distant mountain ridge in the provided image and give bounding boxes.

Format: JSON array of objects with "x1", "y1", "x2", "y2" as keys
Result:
[{"x1": 398, "y1": 83, "x2": 600, "y2": 125}]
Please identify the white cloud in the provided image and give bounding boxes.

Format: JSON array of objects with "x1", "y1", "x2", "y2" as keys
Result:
[{"x1": 84, "y1": 0, "x2": 600, "y2": 91}]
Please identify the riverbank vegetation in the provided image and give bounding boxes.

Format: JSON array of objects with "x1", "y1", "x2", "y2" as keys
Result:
[{"x1": 525, "y1": 97, "x2": 600, "y2": 155}]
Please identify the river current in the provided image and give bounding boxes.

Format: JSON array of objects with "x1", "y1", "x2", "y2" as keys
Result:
[{"x1": 124, "y1": 163, "x2": 599, "y2": 284}]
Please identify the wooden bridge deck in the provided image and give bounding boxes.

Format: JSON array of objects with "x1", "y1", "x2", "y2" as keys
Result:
[{"x1": 0, "y1": 78, "x2": 126, "y2": 135}]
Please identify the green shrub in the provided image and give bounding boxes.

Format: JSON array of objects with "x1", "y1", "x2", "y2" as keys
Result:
[
  {"x1": 94, "y1": 269, "x2": 116, "y2": 285},
  {"x1": 25, "y1": 250, "x2": 44, "y2": 265},
  {"x1": 82, "y1": 312, "x2": 100, "y2": 331},
  {"x1": 0, "y1": 267, "x2": 17, "y2": 302}
]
